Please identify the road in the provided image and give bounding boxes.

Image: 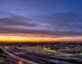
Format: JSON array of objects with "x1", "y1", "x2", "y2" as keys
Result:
[
  {"x1": 0, "y1": 56, "x2": 10, "y2": 64},
  {"x1": 1, "y1": 47, "x2": 82, "y2": 64},
  {"x1": 0, "y1": 54, "x2": 18, "y2": 64},
  {"x1": 1, "y1": 47, "x2": 38, "y2": 64}
]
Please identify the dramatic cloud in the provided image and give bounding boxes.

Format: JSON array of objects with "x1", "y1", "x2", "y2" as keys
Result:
[
  {"x1": 0, "y1": 12, "x2": 82, "y2": 38},
  {"x1": 40, "y1": 12, "x2": 82, "y2": 36},
  {"x1": 0, "y1": 0, "x2": 82, "y2": 42}
]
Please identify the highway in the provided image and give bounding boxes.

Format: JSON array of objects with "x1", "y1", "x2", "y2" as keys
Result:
[
  {"x1": 2, "y1": 47, "x2": 82, "y2": 64},
  {"x1": 17, "y1": 51, "x2": 76, "y2": 64},
  {"x1": 1, "y1": 47, "x2": 38, "y2": 64},
  {"x1": 0, "y1": 55, "x2": 10, "y2": 64},
  {"x1": 0, "y1": 54, "x2": 18, "y2": 64}
]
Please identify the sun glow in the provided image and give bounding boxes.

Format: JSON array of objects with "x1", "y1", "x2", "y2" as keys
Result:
[{"x1": 0, "y1": 34, "x2": 81, "y2": 42}]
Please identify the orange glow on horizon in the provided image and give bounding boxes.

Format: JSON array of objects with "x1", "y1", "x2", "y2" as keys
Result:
[{"x1": 0, "y1": 35, "x2": 81, "y2": 42}]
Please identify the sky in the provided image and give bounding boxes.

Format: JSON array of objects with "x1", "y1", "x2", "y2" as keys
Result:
[{"x1": 0, "y1": 0, "x2": 82, "y2": 42}]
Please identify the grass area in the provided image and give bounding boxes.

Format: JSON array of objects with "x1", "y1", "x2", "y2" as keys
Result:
[{"x1": 44, "y1": 48, "x2": 56, "y2": 53}]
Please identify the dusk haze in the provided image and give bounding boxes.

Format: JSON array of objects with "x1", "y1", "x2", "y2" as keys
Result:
[
  {"x1": 0, "y1": 0, "x2": 82, "y2": 42},
  {"x1": 0, "y1": 0, "x2": 82, "y2": 64}
]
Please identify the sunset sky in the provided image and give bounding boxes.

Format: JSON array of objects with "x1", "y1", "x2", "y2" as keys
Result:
[{"x1": 0, "y1": 0, "x2": 82, "y2": 42}]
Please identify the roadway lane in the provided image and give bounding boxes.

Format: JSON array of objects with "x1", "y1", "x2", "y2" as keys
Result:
[
  {"x1": 5, "y1": 48, "x2": 75, "y2": 64},
  {"x1": 1, "y1": 47, "x2": 38, "y2": 64},
  {"x1": 0, "y1": 57, "x2": 10, "y2": 64},
  {"x1": 17, "y1": 52, "x2": 74, "y2": 64},
  {"x1": 0, "y1": 55, "x2": 17, "y2": 64},
  {"x1": 2, "y1": 47, "x2": 82, "y2": 64}
]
